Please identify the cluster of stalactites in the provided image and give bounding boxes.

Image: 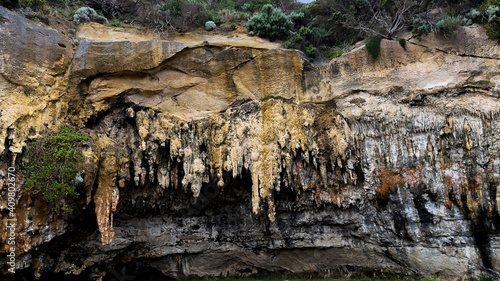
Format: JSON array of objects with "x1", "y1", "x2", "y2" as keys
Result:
[
  {"x1": 130, "y1": 101, "x2": 354, "y2": 222},
  {"x1": 351, "y1": 107, "x2": 500, "y2": 217}
]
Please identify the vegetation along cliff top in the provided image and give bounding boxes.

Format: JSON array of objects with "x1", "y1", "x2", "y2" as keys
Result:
[{"x1": 2, "y1": 0, "x2": 500, "y2": 62}]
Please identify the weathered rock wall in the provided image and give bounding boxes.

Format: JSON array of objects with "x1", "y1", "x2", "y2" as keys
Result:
[{"x1": 2, "y1": 5, "x2": 500, "y2": 280}]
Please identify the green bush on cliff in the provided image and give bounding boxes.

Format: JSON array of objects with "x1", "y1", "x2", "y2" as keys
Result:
[
  {"x1": 436, "y1": 15, "x2": 470, "y2": 37},
  {"x1": 22, "y1": 127, "x2": 88, "y2": 213},
  {"x1": 73, "y1": 6, "x2": 108, "y2": 25},
  {"x1": 205, "y1": 20, "x2": 216, "y2": 31},
  {"x1": 247, "y1": 4, "x2": 292, "y2": 41},
  {"x1": 399, "y1": 38, "x2": 407, "y2": 50},
  {"x1": 484, "y1": 5, "x2": 500, "y2": 42},
  {"x1": 305, "y1": 44, "x2": 316, "y2": 61},
  {"x1": 412, "y1": 18, "x2": 431, "y2": 40},
  {"x1": 365, "y1": 36, "x2": 382, "y2": 59}
]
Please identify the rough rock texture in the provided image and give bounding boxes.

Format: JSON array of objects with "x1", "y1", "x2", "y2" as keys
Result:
[
  {"x1": 1, "y1": 5, "x2": 500, "y2": 280},
  {"x1": 0, "y1": 7, "x2": 73, "y2": 155}
]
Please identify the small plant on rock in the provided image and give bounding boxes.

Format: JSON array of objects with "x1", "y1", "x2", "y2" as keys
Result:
[
  {"x1": 412, "y1": 18, "x2": 431, "y2": 40},
  {"x1": 436, "y1": 15, "x2": 470, "y2": 37},
  {"x1": 399, "y1": 38, "x2": 406, "y2": 50},
  {"x1": 305, "y1": 44, "x2": 316, "y2": 62},
  {"x1": 205, "y1": 20, "x2": 216, "y2": 31},
  {"x1": 485, "y1": 5, "x2": 500, "y2": 42},
  {"x1": 366, "y1": 36, "x2": 382, "y2": 59},
  {"x1": 22, "y1": 127, "x2": 89, "y2": 213}
]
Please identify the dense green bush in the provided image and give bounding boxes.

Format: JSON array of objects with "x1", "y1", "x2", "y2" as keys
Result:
[
  {"x1": 205, "y1": 20, "x2": 216, "y2": 31},
  {"x1": 366, "y1": 36, "x2": 382, "y2": 59},
  {"x1": 284, "y1": 31, "x2": 302, "y2": 48},
  {"x1": 323, "y1": 48, "x2": 343, "y2": 60},
  {"x1": 247, "y1": 4, "x2": 292, "y2": 41},
  {"x1": 305, "y1": 44, "x2": 316, "y2": 61},
  {"x1": 485, "y1": 5, "x2": 500, "y2": 41},
  {"x1": 436, "y1": 15, "x2": 470, "y2": 36},
  {"x1": 465, "y1": 4, "x2": 500, "y2": 42},
  {"x1": 241, "y1": 0, "x2": 271, "y2": 13},
  {"x1": 73, "y1": 6, "x2": 108, "y2": 24},
  {"x1": 399, "y1": 38, "x2": 407, "y2": 50},
  {"x1": 22, "y1": 127, "x2": 88, "y2": 212},
  {"x1": 412, "y1": 18, "x2": 431, "y2": 40}
]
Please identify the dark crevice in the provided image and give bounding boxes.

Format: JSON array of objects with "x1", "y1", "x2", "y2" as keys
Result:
[
  {"x1": 226, "y1": 55, "x2": 260, "y2": 71},
  {"x1": 84, "y1": 92, "x2": 147, "y2": 130},
  {"x1": 458, "y1": 191, "x2": 495, "y2": 270},
  {"x1": 471, "y1": 213, "x2": 494, "y2": 269},
  {"x1": 409, "y1": 40, "x2": 500, "y2": 60}
]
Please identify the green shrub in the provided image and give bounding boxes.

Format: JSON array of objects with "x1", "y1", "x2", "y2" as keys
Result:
[
  {"x1": 436, "y1": 15, "x2": 470, "y2": 36},
  {"x1": 284, "y1": 31, "x2": 302, "y2": 48},
  {"x1": 412, "y1": 18, "x2": 431, "y2": 40},
  {"x1": 206, "y1": 11, "x2": 222, "y2": 24},
  {"x1": 306, "y1": 44, "x2": 316, "y2": 61},
  {"x1": 366, "y1": 36, "x2": 382, "y2": 59},
  {"x1": 22, "y1": 127, "x2": 88, "y2": 212},
  {"x1": 399, "y1": 38, "x2": 406, "y2": 50},
  {"x1": 462, "y1": 5, "x2": 500, "y2": 42},
  {"x1": 466, "y1": 8, "x2": 481, "y2": 22},
  {"x1": 324, "y1": 49, "x2": 343, "y2": 60},
  {"x1": 230, "y1": 23, "x2": 237, "y2": 30},
  {"x1": 205, "y1": 20, "x2": 216, "y2": 31},
  {"x1": 109, "y1": 18, "x2": 122, "y2": 27},
  {"x1": 247, "y1": 4, "x2": 292, "y2": 41},
  {"x1": 0, "y1": 0, "x2": 19, "y2": 8},
  {"x1": 486, "y1": 5, "x2": 500, "y2": 23},
  {"x1": 73, "y1": 6, "x2": 108, "y2": 24},
  {"x1": 241, "y1": 0, "x2": 271, "y2": 13},
  {"x1": 484, "y1": 5, "x2": 500, "y2": 41},
  {"x1": 298, "y1": 25, "x2": 312, "y2": 37}
]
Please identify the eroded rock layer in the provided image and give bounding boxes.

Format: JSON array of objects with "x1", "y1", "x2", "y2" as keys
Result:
[{"x1": 2, "y1": 5, "x2": 500, "y2": 280}]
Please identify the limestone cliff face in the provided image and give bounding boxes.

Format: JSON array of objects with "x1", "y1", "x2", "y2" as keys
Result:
[{"x1": 2, "y1": 5, "x2": 500, "y2": 280}]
